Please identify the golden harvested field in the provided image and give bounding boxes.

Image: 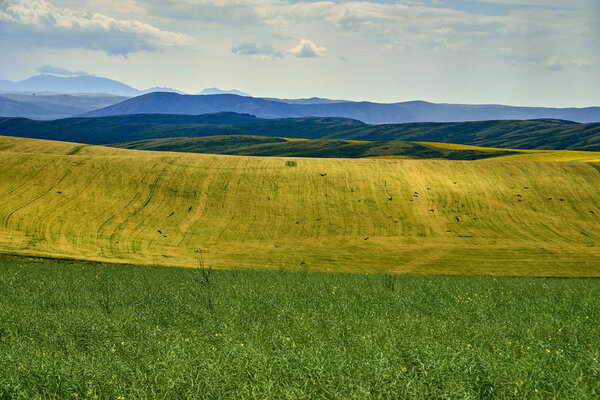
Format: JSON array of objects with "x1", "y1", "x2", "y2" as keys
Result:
[{"x1": 0, "y1": 136, "x2": 599, "y2": 276}]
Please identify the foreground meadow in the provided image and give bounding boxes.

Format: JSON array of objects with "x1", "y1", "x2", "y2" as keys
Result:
[{"x1": 1, "y1": 256, "x2": 599, "y2": 399}]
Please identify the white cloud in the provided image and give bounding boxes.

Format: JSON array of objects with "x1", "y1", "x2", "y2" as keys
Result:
[
  {"x1": 506, "y1": 55, "x2": 566, "y2": 71},
  {"x1": 231, "y1": 43, "x2": 282, "y2": 59},
  {"x1": 231, "y1": 39, "x2": 326, "y2": 59},
  {"x1": 287, "y1": 39, "x2": 326, "y2": 58},
  {"x1": 543, "y1": 56, "x2": 563, "y2": 71},
  {"x1": 50, "y1": 0, "x2": 147, "y2": 16},
  {"x1": 572, "y1": 58, "x2": 591, "y2": 70},
  {"x1": 470, "y1": 0, "x2": 590, "y2": 6},
  {"x1": 0, "y1": 0, "x2": 193, "y2": 55},
  {"x1": 36, "y1": 65, "x2": 92, "y2": 76}
]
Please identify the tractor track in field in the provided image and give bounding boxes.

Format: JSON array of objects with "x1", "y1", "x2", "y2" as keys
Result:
[
  {"x1": 35, "y1": 168, "x2": 104, "y2": 218},
  {"x1": 0, "y1": 153, "x2": 34, "y2": 176},
  {"x1": 1, "y1": 161, "x2": 82, "y2": 229},
  {"x1": 127, "y1": 160, "x2": 187, "y2": 253},
  {"x1": 108, "y1": 166, "x2": 169, "y2": 257},
  {"x1": 4, "y1": 158, "x2": 56, "y2": 195},
  {"x1": 178, "y1": 158, "x2": 225, "y2": 247},
  {"x1": 214, "y1": 164, "x2": 245, "y2": 244}
]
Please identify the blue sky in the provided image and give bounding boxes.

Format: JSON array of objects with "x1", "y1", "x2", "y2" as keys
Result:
[{"x1": 0, "y1": 0, "x2": 598, "y2": 107}]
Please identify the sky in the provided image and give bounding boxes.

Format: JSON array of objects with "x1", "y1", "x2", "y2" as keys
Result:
[{"x1": 0, "y1": 0, "x2": 599, "y2": 107}]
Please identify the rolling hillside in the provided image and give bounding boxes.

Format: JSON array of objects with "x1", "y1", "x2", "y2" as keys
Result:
[
  {"x1": 424, "y1": 142, "x2": 600, "y2": 162},
  {"x1": 83, "y1": 92, "x2": 600, "y2": 123},
  {"x1": 113, "y1": 136, "x2": 600, "y2": 161},
  {"x1": 2, "y1": 114, "x2": 600, "y2": 150},
  {"x1": 112, "y1": 136, "x2": 517, "y2": 160},
  {"x1": 0, "y1": 136, "x2": 599, "y2": 275}
]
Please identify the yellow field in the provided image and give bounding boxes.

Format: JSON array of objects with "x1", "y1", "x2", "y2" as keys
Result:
[
  {"x1": 422, "y1": 142, "x2": 600, "y2": 162},
  {"x1": 1, "y1": 136, "x2": 599, "y2": 276}
]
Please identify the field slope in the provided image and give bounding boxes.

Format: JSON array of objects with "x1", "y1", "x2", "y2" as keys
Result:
[
  {"x1": 0, "y1": 136, "x2": 599, "y2": 276},
  {"x1": 112, "y1": 135, "x2": 519, "y2": 160},
  {"x1": 111, "y1": 135, "x2": 600, "y2": 162},
  {"x1": 2, "y1": 114, "x2": 600, "y2": 150}
]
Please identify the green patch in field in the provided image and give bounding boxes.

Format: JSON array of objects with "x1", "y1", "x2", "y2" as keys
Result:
[{"x1": 65, "y1": 144, "x2": 89, "y2": 156}]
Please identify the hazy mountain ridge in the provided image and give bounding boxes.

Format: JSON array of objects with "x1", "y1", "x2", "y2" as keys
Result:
[
  {"x1": 84, "y1": 92, "x2": 600, "y2": 124},
  {"x1": 197, "y1": 88, "x2": 251, "y2": 96},
  {"x1": 0, "y1": 93, "x2": 130, "y2": 120},
  {"x1": 2, "y1": 74, "x2": 599, "y2": 123},
  {"x1": 0, "y1": 74, "x2": 184, "y2": 97},
  {"x1": 0, "y1": 97, "x2": 73, "y2": 120}
]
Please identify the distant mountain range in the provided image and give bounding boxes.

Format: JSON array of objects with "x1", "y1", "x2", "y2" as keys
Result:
[
  {"x1": 1, "y1": 74, "x2": 599, "y2": 123},
  {"x1": 0, "y1": 74, "x2": 184, "y2": 96},
  {"x1": 197, "y1": 88, "x2": 250, "y2": 96},
  {"x1": 84, "y1": 92, "x2": 600, "y2": 124},
  {"x1": 0, "y1": 75, "x2": 253, "y2": 98},
  {"x1": 1, "y1": 113, "x2": 599, "y2": 151},
  {"x1": 0, "y1": 92, "x2": 129, "y2": 120},
  {"x1": 264, "y1": 97, "x2": 349, "y2": 105}
]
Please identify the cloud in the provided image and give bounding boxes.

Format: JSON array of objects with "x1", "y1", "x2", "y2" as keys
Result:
[
  {"x1": 542, "y1": 56, "x2": 563, "y2": 71},
  {"x1": 231, "y1": 43, "x2": 282, "y2": 58},
  {"x1": 36, "y1": 65, "x2": 92, "y2": 76},
  {"x1": 0, "y1": 0, "x2": 193, "y2": 55},
  {"x1": 469, "y1": 0, "x2": 588, "y2": 6},
  {"x1": 572, "y1": 58, "x2": 591, "y2": 70},
  {"x1": 287, "y1": 39, "x2": 326, "y2": 58},
  {"x1": 504, "y1": 55, "x2": 567, "y2": 71},
  {"x1": 231, "y1": 39, "x2": 325, "y2": 59},
  {"x1": 140, "y1": 0, "x2": 264, "y2": 25}
]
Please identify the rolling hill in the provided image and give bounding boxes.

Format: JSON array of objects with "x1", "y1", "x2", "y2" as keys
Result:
[
  {"x1": 84, "y1": 92, "x2": 600, "y2": 123},
  {"x1": 112, "y1": 136, "x2": 600, "y2": 162},
  {"x1": 112, "y1": 135, "x2": 518, "y2": 160},
  {"x1": 2, "y1": 114, "x2": 600, "y2": 151},
  {"x1": 0, "y1": 135, "x2": 598, "y2": 275}
]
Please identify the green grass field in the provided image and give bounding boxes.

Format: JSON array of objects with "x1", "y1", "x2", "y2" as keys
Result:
[
  {"x1": 1, "y1": 136, "x2": 599, "y2": 276},
  {"x1": 1, "y1": 256, "x2": 599, "y2": 399}
]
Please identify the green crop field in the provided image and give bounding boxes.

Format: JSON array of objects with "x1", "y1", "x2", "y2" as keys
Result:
[
  {"x1": 1, "y1": 256, "x2": 599, "y2": 399},
  {"x1": 0, "y1": 135, "x2": 599, "y2": 276}
]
